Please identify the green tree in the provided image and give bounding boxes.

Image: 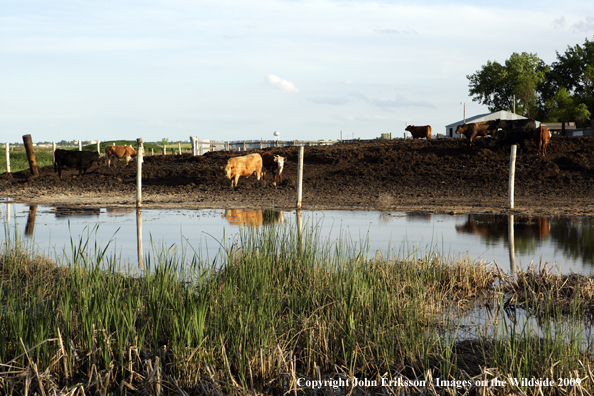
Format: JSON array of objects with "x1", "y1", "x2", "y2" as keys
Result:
[
  {"x1": 546, "y1": 37, "x2": 594, "y2": 128},
  {"x1": 467, "y1": 52, "x2": 548, "y2": 118},
  {"x1": 545, "y1": 87, "x2": 591, "y2": 124}
]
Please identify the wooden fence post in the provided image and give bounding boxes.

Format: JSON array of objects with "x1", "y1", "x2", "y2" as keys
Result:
[
  {"x1": 178, "y1": 142, "x2": 181, "y2": 155},
  {"x1": 296, "y1": 146, "x2": 304, "y2": 209},
  {"x1": 136, "y1": 138, "x2": 143, "y2": 208},
  {"x1": 5, "y1": 143, "x2": 10, "y2": 175},
  {"x1": 22, "y1": 135, "x2": 39, "y2": 177},
  {"x1": 509, "y1": 145, "x2": 517, "y2": 209},
  {"x1": 52, "y1": 142, "x2": 56, "y2": 163}
]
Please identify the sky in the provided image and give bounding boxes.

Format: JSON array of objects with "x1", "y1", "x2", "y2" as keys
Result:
[{"x1": 1, "y1": 0, "x2": 594, "y2": 144}]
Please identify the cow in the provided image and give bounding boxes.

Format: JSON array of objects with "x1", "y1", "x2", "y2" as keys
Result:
[
  {"x1": 533, "y1": 126, "x2": 551, "y2": 156},
  {"x1": 494, "y1": 128, "x2": 531, "y2": 151},
  {"x1": 54, "y1": 149, "x2": 100, "y2": 179},
  {"x1": 223, "y1": 153, "x2": 263, "y2": 188},
  {"x1": 105, "y1": 145, "x2": 138, "y2": 167},
  {"x1": 261, "y1": 152, "x2": 286, "y2": 186},
  {"x1": 405, "y1": 125, "x2": 432, "y2": 139},
  {"x1": 455, "y1": 121, "x2": 498, "y2": 146},
  {"x1": 494, "y1": 118, "x2": 537, "y2": 132}
]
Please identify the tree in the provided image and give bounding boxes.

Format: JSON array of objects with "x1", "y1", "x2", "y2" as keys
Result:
[
  {"x1": 467, "y1": 52, "x2": 548, "y2": 118},
  {"x1": 546, "y1": 37, "x2": 594, "y2": 128},
  {"x1": 545, "y1": 88, "x2": 591, "y2": 124}
]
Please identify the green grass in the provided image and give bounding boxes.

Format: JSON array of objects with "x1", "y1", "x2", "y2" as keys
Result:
[{"x1": 0, "y1": 221, "x2": 592, "y2": 395}]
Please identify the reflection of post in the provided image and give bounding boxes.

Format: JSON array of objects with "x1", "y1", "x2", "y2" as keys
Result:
[
  {"x1": 136, "y1": 208, "x2": 144, "y2": 269},
  {"x1": 22, "y1": 134, "x2": 39, "y2": 177},
  {"x1": 296, "y1": 209, "x2": 303, "y2": 253},
  {"x1": 508, "y1": 214, "x2": 516, "y2": 274},
  {"x1": 25, "y1": 205, "x2": 38, "y2": 237}
]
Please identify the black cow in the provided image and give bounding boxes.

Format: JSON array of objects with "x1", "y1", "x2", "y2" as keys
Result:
[
  {"x1": 54, "y1": 149, "x2": 100, "y2": 179},
  {"x1": 494, "y1": 118, "x2": 537, "y2": 132},
  {"x1": 494, "y1": 128, "x2": 531, "y2": 151}
]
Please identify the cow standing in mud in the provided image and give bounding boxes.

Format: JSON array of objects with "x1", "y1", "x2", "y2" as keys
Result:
[
  {"x1": 105, "y1": 145, "x2": 138, "y2": 167},
  {"x1": 223, "y1": 153, "x2": 263, "y2": 188},
  {"x1": 405, "y1": 125, "x2": 432, "y2": 139},
  {"x1": 261, "y1": 152, "x2": 286, "y2": 186},
  {"x1": 54, "y1": 149, "x2": 100, "y2": 179},
  {"x1": 456, "y1": 121, "x2": 498, "y2": 146}
]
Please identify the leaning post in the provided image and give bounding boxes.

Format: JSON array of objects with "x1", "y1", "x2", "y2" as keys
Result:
[
  {"x1": 508, "y1": 145, "x2": 517, "y2": 209},
  {"x1": 136, "y1": 138, "x2": 143, "y2": 208},
  {"x1": 5, "y1": 143, "x2": 10, "y2": 175},
  {"x1": 296, "y1": 146, "x2": 304, "y2": 209},
  {"x1": 22, "y1": 135, "x2": 39, "y2": 177}
]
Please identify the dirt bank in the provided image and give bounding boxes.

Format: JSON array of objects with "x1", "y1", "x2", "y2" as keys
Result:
[{"x1": 2, "y1": 137, "x2": 594, "y2": 216}]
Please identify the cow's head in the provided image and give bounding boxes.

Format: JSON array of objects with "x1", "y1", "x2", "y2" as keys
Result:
[
  {"x1": 224, "y1": 164, "x2": 233, "y2": 179},
  {"x1": 405, "y1": 125, "x2": 413, "y2": 132},
  {"x1": 274, "y1": 155, "x2": 286, "y2": 173}
]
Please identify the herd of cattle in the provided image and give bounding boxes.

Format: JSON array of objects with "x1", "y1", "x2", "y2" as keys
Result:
[
  {"x1": 52, "y1": 122, "x2": 551, "y2": 186},
  {"x1": 406, "y1": 118, "x2": 552, "y2": 155}
]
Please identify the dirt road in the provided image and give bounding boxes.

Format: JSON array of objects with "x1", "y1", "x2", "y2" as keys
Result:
[{"x1": 2, "y1": 137, "x2": 593, "y2": 216}]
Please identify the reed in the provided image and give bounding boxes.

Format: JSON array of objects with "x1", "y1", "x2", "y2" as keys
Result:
[{"x1": 0, "y1": 220, "x2": 592, "y2": 395}]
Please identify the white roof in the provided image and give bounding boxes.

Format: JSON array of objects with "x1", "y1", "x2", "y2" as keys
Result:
[{"x1": 445, "y1": 110, "x2": 529, "y2": 128}]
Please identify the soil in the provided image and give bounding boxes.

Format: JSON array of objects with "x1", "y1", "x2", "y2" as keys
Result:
[{"x1": 2, "y1": 137, "x2": 594, "y2": 216}]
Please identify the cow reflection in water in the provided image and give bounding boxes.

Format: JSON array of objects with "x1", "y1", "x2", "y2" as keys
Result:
[
  {"x1": 224, "y1": 209, "x2": 285, "y2": 227},
  {"x1": 456, "y1": 214, "x2": 551, "y2": 255}
]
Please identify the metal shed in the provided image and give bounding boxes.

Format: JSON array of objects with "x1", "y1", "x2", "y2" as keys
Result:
[{"x1": 444, "y1": 110, "x2": 537, "y2": 138}]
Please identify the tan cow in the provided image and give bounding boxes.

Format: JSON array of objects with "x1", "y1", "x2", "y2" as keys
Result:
[
  {"x1": 224, "y1": 153, "x2": 263, "y2": 188},
  {"x1": 455, "y1": 121, "x2": 498, "y2": 146},
  {"x1": 533, "y1": 126, "x2": 551, "y2": 156},
  {"x1": 405, "y1": 125, "x2": 432, "y2": 139},
  {"x1": 105, "y1": 145, "x2": 138, "y2": 167}
]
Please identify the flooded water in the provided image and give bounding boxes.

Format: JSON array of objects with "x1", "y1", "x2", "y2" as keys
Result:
[{"x1": 1, "y1": 200, "x2": 593, "y2": 275}]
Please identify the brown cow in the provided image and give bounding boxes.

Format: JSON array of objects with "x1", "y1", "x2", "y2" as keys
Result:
[
  {"x1": 224, "y1": 153, "x2": 263, "y2": 188},
  {"x1": 405, "y1": 125, "x2": 432, "y2": 139},
  {"x1": 261, "y1": 151, "x2": 286, "y2": 186},
  {"x1": 533, "y1": 126, "x2": 551, "y2": 156},
  {"x1": 456, "y1": 121, "x2": 498, "y2": 146},
  {"x1": 105, "y1": 145, "x2": 138, "y2": 167}
]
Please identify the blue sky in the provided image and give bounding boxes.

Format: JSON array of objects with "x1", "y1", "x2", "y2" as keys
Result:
[{"x1": 2, "y1": 0, "x2": 593, "y2": 143}]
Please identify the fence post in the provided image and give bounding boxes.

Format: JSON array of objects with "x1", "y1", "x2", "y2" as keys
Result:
[
  {"x1": 97, "y1": 140, "x2": 101, "y2": 155},
  {"x1": 162, "y1": 143, "x2": 166, "y2": 155},
  {"x1": 22, "y1": 135, "x2": 39, "y2": 177},
  {"x1": 296, "y1": 146, "x2": 304, "y2": 209},
  {"x1": 79, "y1": 140, "x2": 82, "y2": 151},
  {"x1": 178, "y1": 142, "x2": 181, "y2": 155},
  {"x1": 508, "y1": 145, "x2": 517, "y2": 209},
  {"x1": 5, "y1": 143, "x2": 10, "y2": 175},
  {"x1": 243, "y1": 141, "x2": 246, "y2": 151},
  {"x1": 136, "y1": 138, "x2": 143, "y2": 208},
  {"x1": 52, "y1": 142, "x2": 56, "y2": 164}
]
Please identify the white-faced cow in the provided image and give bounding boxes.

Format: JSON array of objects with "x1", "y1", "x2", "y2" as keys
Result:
[
  {"x1": 456, "y1": 121, "x2": 498, "y2": 146},
  {"x1": 261, "y1": 152, "x2": 286, "y2": 186},
  {"x1": 405, "y1": 125, "x2": 432, "y2": 139},
  {"x1": 54, "y1": 149, "x2": 100, "y2": 179},
  {"x1": 223, "y1": 153, "x2": 263, "y2": 188},
  {"x1": 105, "y1": 145, "x2": 138, "y2": 167}
]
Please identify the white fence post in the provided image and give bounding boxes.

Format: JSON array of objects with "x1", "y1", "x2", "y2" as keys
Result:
[
  {"x1": 296, "y1": 146, "x2": 304, "y2": 209},
  {"x1": 78, "y1": 140, "x2": 82, "y2": 151},
  {"x1": 136, "y1": 138, "x2": 143, "y2": 208},
  {"x1": 509, "y1": 145, "x2": 517, "y2": 209},
  {"x1": 97, "y1": 140, "x2": 101, "y2": 154},
  {"x1": 5, "y1": 143, "x2": 10, "y2": 174}
]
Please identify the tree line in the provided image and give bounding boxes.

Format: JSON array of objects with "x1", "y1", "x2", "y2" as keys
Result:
[{"x1": 467, "y1": 36, "x2": 594, "y2": 129}]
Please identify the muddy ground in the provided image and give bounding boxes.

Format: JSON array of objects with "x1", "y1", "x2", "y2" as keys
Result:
[{"x1": 1, "y1": 137, "x2": 594, "y2": 216}]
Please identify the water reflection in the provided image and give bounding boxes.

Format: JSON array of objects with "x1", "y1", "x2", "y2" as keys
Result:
[
  {"x1": 223, "y1": 209, "x2": 285, "y2": 226},
  {"x1": 25, "y1": 205, "x2": 37, "y2": 237},
  {"x1": 107, "y1": 207, "x2": 135, "y2": 216},
  {"x1": 53, "y1": 207, "x2": 101, "y2": 218}
]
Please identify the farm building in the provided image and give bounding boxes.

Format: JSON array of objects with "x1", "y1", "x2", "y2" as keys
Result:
[{"x1": 444, "y1": 110, "x2": 535, "y2": 138}]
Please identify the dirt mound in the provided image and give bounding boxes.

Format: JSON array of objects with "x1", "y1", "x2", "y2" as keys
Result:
[{"x1": 2, "y1": 137, "x2": 594, "y2": 216}]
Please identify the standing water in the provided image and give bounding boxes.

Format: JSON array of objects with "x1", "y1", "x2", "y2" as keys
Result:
[{"x1": 1, "y1": 200, "x2": 593, "y2": 275}]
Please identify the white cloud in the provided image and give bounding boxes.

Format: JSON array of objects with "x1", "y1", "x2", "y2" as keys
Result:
[
  {"x1": 266, "y1": 74, "x2": 299, "y2": 93},
  {"x1": 572, "y1": 16, "x2": 594, "y2": 33}
]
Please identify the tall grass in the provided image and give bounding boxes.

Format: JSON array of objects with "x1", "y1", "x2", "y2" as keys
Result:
[{"x1": 0, "y1": 220, "x2": 592, "y2": 395}]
